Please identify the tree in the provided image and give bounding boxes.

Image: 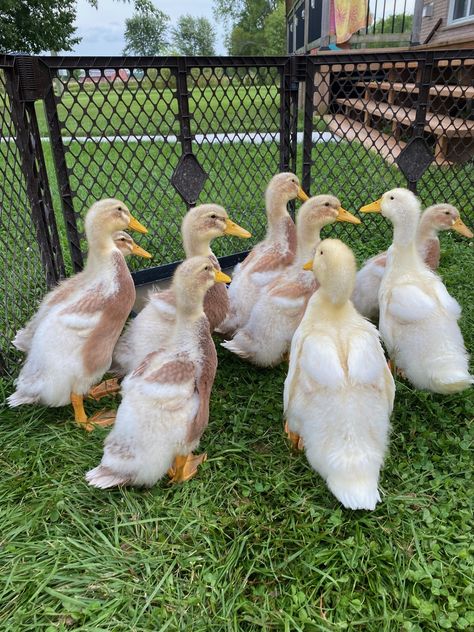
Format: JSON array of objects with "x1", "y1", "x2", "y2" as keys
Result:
[
  {"x1": 373, "y1": 13, "x2": 413, "y2": 34},
  {"x1": 123, "y1": 0, "x2": 170, "y2": 56},
  {"x1": 171, "y1": 15, "x2": 216, "y2": 56},
  {"x1": 213, "y1": 0, "x2": 284, "y2": 55},
  {"x1": 0, "y1": 0, "x2": 80, "y2": 54}
]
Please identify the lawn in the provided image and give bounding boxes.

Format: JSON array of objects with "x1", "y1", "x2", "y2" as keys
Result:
[
  {"x1": 1, "y1": 75, "x2": 474, "y2": 631},
  {"x1": 0, "y1": 226, "x2": 473, "y2": 630}
]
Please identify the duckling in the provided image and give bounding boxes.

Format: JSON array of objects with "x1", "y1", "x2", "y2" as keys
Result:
[
  {"x1": 222, "y1": 196, "x2": 361, "y2": 367},
  {"x1": 109, "y1": 204, "x2": 250, "y2": 381},
  {"x1": 12, "y1": 231, "x2": 151, "y2": 354},
  {"x1": 353, "y1": 203, "x2": 473, "y2": 321},
  {"x1": 360, "y1": 189, "x2": 472, "y2": 394},
  {"x1": 8, "y1": 199, "x2": 149, "y2": 430},
  {"x1": 218, "y1": 172, "x2": 308, "y2": 336},
  {"x1": 86, "y1": 257, "x2": 230, "y2": 489},
  {"x1": 284, "y1": 239, "x2": 394, "y2": 510}
]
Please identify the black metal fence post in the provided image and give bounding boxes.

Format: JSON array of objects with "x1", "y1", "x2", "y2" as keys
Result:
[
  {"x1": 6, "y1": 59, "x2": 65, "y2": 287},
  {"x1": 302, "y1": 57, "x2": 316, "y2": 195},
  {"x1": 280, "y1": 57, "x2": 299, "y2": 218},
  {"x1": 43, "y1": 77, "x2": 84, "y2": 272}
]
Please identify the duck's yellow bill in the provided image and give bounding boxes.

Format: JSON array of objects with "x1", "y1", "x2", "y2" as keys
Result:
[
  {"x1": 337, "y1": 207, "x2": 361, "y2": 225},
  {"x1": 297, "y1": 188, "x2": 309, "y2": 202},
  {"x1": 452, "y1": 217, "x2": 473, "y2": 238},
  {"x1": 131, "y1": 243, "x2": 152, "y2": 259},
  {"x1": 214, "y1": 270, "x2": 232, "y2": 283},
  {"x1": 303, "y1": 260, "x2": 313, "y2": 271},
  {"x1": 128, "y1": 215, "x2": 148, "y2": 234},
  {"x1": 224, "y1": 218, "x2": 252, "y2": 239},
  {"x1": 360, "y1": 199, "x2": 382, "y2": 213}
]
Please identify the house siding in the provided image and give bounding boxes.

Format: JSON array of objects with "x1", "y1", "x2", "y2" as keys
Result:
[{"x1": 420, "y1": 0, "x2": 474, "y2": 46}]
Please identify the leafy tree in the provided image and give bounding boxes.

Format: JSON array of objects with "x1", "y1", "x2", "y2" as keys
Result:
[
  {"x1": 0, "y1": 0, "x2": 80, "y2": 54},
  {"x1": 171, "y1": 15, "x2": 216, "y2": 56},
  {"x1": 123, "y1": 0, "x2": 170, "y2": 55},
  {"x1": 213, "y1": 0, "x2": 284, "y2": 55},
  {"x1": 373, "y1": 13, "x2": 413, "y2": 34}
]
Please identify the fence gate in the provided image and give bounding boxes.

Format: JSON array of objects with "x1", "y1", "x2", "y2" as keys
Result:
[{"x1": 0, "y1": 50, "x2": 473, "y2": 375}]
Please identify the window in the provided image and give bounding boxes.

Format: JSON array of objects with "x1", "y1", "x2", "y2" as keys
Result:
[{"x1": 448, "y1": 0, "x2": 474, "y2": 24}]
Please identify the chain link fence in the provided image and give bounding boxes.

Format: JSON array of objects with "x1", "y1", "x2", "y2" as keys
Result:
[{"x1": 0, "y1": 51, "x2": 472, "y2": 375}]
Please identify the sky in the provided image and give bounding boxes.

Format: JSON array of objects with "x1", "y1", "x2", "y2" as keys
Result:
[{"x1": 65, "y1": 0, "x2": 227, "y2": 56}]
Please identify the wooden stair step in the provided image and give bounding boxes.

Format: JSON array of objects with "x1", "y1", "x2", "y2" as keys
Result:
[
  {"x1": 355, "y1": 81, "x2": 474, "y2": 100},
  {"x1": 381, "y1": 58, "x2": 474, "y2": 70},
  {"x1": 336, "y1": 97, "x2": 474, "y2": 137},
  {"x1": 327, "y1": 114, "x2": 451, "y2": 167}
]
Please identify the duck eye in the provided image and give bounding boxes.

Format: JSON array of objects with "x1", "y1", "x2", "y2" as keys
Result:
[
  {"x1": 445, "y1": 211, "x2": 450, "y2": 215},
  {"x1": 390, "y1": 196, "x2": 394, "y2": 200},
  {"x1": 320, "y1": 250, "x2": 323, "y2": 255},
  {"x1": 325, "y1": 203, "x2": 329, "y2": 207},
  {"x1": 211, "y1": 214, "x2": 217, "y2": 219},
  {"x1": 118, "y1": 206, "x2": 123, "y2": 211}
]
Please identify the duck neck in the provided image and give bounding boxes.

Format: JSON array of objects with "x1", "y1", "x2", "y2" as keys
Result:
[
  {"x1": 307, "y1": 288, "x2": 351, "y2": 320},
  {"x1": 265, "y1": 189, "x2": 290, "y2": 241},
  {"x1": 183, "y1": 231, "x2": 213, "y2": 258},
  {"x1": 84, "y1": 229, "x2": 117, "y2": 272},
  {"x1": 390, "y1": 211, "x2": 420, "y2": 266},
  {"x1": 294, "y1": 222, "x2": 321, "y2": 267}
]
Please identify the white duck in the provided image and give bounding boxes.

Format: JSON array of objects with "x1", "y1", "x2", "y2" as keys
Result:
[
  {"x1": 360, "y1": 188, "x2": 472, "y2": 394},
  {"x1": 86, "y1": 257, "x2": 230, "y2": 488},
  {"x1": 353, "y1": 203, "x2": 473, "y2": 320},
  {"x1": 222, "y1": 195, "x2": 361, "y2": 366},
  {"x1": 107, "y1": 204, "x2": 250, "y2": 383},
  {"x1": 284, "y1": 239, "x2": 394, "y2": 510},
  {"x1": 218, "y1": 172, "x2": 308, "y2": 336},
  {"x1": 8, "y1": 200, "x2": 149, "y2": 430}
]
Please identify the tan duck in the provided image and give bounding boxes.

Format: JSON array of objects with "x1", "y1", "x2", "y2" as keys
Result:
[
  {"x1": 8, "y1": 199, "x2": 149, "y2": 430},
  {"x1": 86, "y1": 257, "x2": 230, "y2": 488},
  {"x1": 222, "y1": 195, "x2": 361, "y2": 366},
  {"x1": 353, "y1": 203, "x2": 472, "y2": 321},
  {"x1": 106, "y1": 203, "x2": 250, "y2": 381},
  {"x1": 218, "y1": 172, "x2": 308, "y2": 336}
]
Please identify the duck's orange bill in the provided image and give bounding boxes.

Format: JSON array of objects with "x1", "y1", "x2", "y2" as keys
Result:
[
  {"x1": 224, "y1": 218, "x2": 252, "y2": 238},
  {"x1": 360, "y1": 199, "x2": 382, "y2": 213},
  {"x1": 297, "y1": 188, "x2": 310, "y2": 202},
  {"x1": 131, "y1": 243, "x2": 152, "y2": 259},
  {"x1": 215, "y1": 270, "x2": 232, "y2": 283},
  {"x1": 452, "y1": 217, "x2": 473, "y2": 238},
  {"x1": 337, "y1": 207, "x2": 361, "y2": 224},
  {"x1": 128, "y1": 215, "x2": 148, "y2": 234},
  {"x1": 303, "y1": 260, "x2": 313, "y2": 271}
]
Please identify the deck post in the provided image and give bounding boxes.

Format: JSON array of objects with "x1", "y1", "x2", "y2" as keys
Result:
[{"x1": 411, "y1": 0, "x2": 424, "y2": 46}]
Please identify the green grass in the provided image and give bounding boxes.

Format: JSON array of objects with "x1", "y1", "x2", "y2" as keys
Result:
[{"x1": 0, "y1": 232, "x2": 473, "y2": 630}]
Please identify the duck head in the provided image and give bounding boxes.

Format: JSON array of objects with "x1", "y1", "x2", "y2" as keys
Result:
[
  {"x1": 173, "y1": 256, "x2": 231, "y2": 318},
  {"x1": 265, "y1": 173, "x2": 309, "y2": 213},
  {"x1": 182, "y1": 204, "x2": 251, "y2": 257},
  {"x1": 85, "y1": 199, "x2": 148, "y2": 242},
  {"x1": 298, "y1": 194, "x2": 361, "y2": 231},
  {"x1": 112, "y1": 231, "x2": 152, "y2": 259},
  {"x1": 304, "y1": 238, "x2": 356, "y2": 306},
  {"x1": 421, "y1": 203, "x2": 473, "y2": 238},
  {"x1": 360, "y1": 188, "x2": 421, "y2": 225}
]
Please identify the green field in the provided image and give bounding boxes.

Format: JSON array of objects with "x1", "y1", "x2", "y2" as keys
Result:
[{"x1": 1, "y1": 80, "x2": 474, "y2": 631}]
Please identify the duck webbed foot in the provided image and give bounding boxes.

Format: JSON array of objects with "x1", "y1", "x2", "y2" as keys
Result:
[
  {"x1": 167, "y1": 453, "x2": 207, "y2": 483},
  {"x1": 88, "y1": 409, "x2": 117, "y2": 427},
  {"x1": 88, "y1": 378, "x2": 121, "y2": 401},
  {"x1": 284, "y1": 420, "x2": 304, "y2": 451}
]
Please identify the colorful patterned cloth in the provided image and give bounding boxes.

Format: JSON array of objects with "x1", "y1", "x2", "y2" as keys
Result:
[{"x1": 329, "y1": 0, "x2": 370, "y2": 44}]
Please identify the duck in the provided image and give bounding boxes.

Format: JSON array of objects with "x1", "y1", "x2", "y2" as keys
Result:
[
  {"x1": 99, "y1": 204, "x2": 250, "y2": 390},
  {"x1": 86, "y1": 256, "x2": 230, "y2": 489},
  {"x1": 12, "y1": 231, "x2": 151, "y2": 354},
  {"x1": 217, "y1": 172, "x2": 308, "y2": 337},
  {"x1": 8, "y1": 199, "x2": 149, "y2": 430},
  {"x1": 352, "y1": 203, "x2": 473, "y2": 320},
  {"x1": 283, "y1": 239, "x2": 394, "y2": 510},
  {"x1": 222, "y1": 195, "x2": 361, "y2": 367},
  {"x1": 360, "y1": 188, "x2": 472, "y2": 394}
]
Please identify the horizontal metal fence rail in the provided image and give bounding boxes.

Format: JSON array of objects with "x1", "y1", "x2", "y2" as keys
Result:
[{"x1": 0, "y1": 50, "x2": 472, "y2": 375}]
